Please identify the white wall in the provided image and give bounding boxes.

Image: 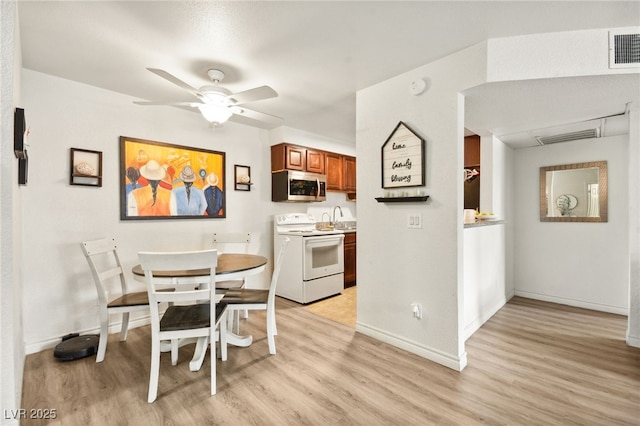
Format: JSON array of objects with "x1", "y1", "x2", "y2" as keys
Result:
[
  {"x1": 627, "y1": 104, "x2": 640, "y2": 347},
  {"x1": 20, "y1": 69, "x2": 350, "y2": 353},
  {"x1": 513, "y1": 135, "x2": 629, "y2": 313},
  {"x1": 355, "y1": 42, "x2": 488, "y2": 371},
  {"x1": 1, "y1": 1, "x2": 24, "y2": 423},
  {"x1": 463, "y1": 135, "x2": 514, "y2": 340},
  {"x1": 463, "y1": 224, "x2": 508, "y2": 340}
]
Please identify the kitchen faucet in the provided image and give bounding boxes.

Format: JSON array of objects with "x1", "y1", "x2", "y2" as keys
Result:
[
  {"x1": 332, "y1": 205, "x2": 343, "y2": 225},
  {"x1": 321, "y1": 212, "x2": 331, "y2": 225}
]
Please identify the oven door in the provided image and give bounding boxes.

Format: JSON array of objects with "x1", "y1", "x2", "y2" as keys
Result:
[{"x1": 303, "y1": 234, "x2": 344, "y2": 280}]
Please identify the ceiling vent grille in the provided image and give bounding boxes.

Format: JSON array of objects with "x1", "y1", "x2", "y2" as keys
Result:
[
  {"x1": 535, "y1": 128, "x2": 601, "y2": 146},
  {"x1": 609, "y1": 29, "x2": 640, "y2": 68}
]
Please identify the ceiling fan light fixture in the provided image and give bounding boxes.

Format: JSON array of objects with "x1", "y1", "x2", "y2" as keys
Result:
[{"x1": 198, "y1": 104, "x2": 232, "y2": 124}]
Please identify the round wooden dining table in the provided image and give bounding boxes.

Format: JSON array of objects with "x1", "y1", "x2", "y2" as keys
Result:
[
  {"x1": 131, "y1": 253, "x2": 268, "y2": 283},
  {"x1": 132, "y1": 253, "x2": 268, "y2": 371}
]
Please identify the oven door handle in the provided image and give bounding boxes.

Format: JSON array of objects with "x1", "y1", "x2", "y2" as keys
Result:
[{"x1": 304, "y1": 235, "x2": 344, "y2": 248}]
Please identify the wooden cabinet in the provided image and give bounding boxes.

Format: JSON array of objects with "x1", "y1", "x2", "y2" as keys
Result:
[
  {"x1": 343, "y1": 156, "x2": 356, "y2": 192},
  {"x1": 306, "y1": 148, "x2": 325, "y2": 174},
  {"x1": 325, "y1": 153, "x2": 343, "y2": 191},
  {"x1": 271, "y1": 142, "x2": 356, "y2": 194},
  {"x1": 271, "y1": 143, "x2": 325, "y2": 174},
  {"x1": 464, "y1": 135, "x2": 480, "y2": 167},
  {"x1": 326, "y1": 153, "x2": 356, "y2": 192},
  {"x1": 343, "y1": 232, "x2": 356, "y2": 287},
  {"x1": 464, "y1": 135, "x2": 480, "y2": 210}
]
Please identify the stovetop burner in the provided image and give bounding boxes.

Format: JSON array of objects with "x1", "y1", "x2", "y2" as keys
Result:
[{"x1": 274, "y1": 213, "x2": 344, "y2": 236}]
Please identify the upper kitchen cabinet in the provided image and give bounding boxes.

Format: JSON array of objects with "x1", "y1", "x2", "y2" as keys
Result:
[
  {"x1": 271, "y1": 143, "x2": 325, "y2": 174},
  {"x1": 464, "y1": 135, "x2": 480, "y2": 210},
  {"x1": 464, "y1": 135, "x2": 480, "y2": 167},
  {"x1": 306, "y1": 148, "x2": 325, "y2": 174},
  {"x1": 326, "y1": 153, "x2": 356, "y2": 193},
  {"x1": 343, "y1": 155, "x2": 356, "y2": 192},
  {"x1": 325, "y1": 152, "x2": 343, "y2": 191},
  {"x1": 271, "y1": 142, "x2": 356, "y2": 195}
]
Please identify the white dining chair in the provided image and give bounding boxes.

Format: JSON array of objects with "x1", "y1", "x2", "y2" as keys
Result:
[
  {"x1": 212, "y1": 232, "x2": 251, "y2": 290},
  {"x1": 81, "y1": 237, "x2": 151, "y2": 363},
  {"x1": 222, "y1": 237, "x2": 289, "y2": 355},
  {"x1": 212, "y1": 232, "x2": 251, "y2": 331},
  {"x1": 138, "y1": 249, "x2": 226, "y2": 403}
]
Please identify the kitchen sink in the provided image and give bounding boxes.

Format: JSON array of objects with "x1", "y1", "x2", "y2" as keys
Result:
[{"x1": 334, "y1": 221, "x2": 357, "y2": 230}]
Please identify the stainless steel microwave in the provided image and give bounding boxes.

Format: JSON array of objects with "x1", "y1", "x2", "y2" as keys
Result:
[{"x1": 272, "y1": 170, "x2": 326, "y2": 202}]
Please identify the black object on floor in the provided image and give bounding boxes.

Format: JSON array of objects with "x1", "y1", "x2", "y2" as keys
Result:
[{"x1": 53, "y1": 333, "x2": 99, "y2": 361}]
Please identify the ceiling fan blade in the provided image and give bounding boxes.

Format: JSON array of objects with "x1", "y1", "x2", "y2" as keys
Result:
[
  {"x1": 146, "y1": 68, "x2": 204, "y2": 100},
  {"x1": 134, "y1": 101, "x2": 201, "y2": 107},
  {"x1": 227, "y1": 86, "x2": 278, "y2": 105},
  {"x1": 229, "y1": 106, "x2": 283, "y2": 127}
]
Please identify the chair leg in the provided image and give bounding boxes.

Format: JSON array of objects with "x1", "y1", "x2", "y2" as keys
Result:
[
  {"x1": 171, "y1": 340, "x2": 179, "y2": 366},
  {"x1": 243, "y1": 308, "x2": 249, "y2": 319},
  {"x1": 96, "y1": 308, "x2": 109, "y2": 363},
  {"x1": 119, "y1": 312, "x2": 130, "y2": 341},
  {"x1": 266, "y1": 308, "x2": 276, "y2": 355},
  {"x1": 148, "y1": 336, "x2": 161, "y2": 403},
  {"x1": 219, "y1": 312, "x2": 227, "y2": 362},
  {"x1": 211, "y1": 329, "x2": 217, "y2": 396}
]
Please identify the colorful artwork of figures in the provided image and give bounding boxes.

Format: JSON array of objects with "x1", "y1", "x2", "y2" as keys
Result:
[{"x1": 119, "y1": 136, "x2": 226, "y2": 220}]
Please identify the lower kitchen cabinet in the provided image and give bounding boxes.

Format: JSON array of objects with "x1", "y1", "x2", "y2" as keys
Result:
[{"x1": 344, "y1": 232, "x2": 356, "y2": 287}]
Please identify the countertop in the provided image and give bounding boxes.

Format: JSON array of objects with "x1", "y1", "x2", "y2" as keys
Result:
[{"x1": 464, "y1": 219, "x2": 506, "y2": 228}]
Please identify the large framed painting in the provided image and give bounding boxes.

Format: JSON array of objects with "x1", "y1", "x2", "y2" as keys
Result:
[{"x1": 119, "y1": 136, "x2": 226, "y2": 220}]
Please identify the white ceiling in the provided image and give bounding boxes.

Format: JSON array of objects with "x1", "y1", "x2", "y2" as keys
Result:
[{"x1": 17, "y1": 1, "x2": 640, "y2": 147}]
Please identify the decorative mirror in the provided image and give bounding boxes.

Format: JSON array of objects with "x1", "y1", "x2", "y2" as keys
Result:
[{"x1": 540, "y1": 161, "x2": 607, "y2": 222}]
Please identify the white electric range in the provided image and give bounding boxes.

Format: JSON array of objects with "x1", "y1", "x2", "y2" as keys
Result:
[{"x1": 274, "y1": 213, "x2": 344, "y2": 304}]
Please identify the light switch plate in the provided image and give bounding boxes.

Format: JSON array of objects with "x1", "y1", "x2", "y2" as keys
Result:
[{"x1": 407, "y1": 213, "x2": 422, "y2": 228}]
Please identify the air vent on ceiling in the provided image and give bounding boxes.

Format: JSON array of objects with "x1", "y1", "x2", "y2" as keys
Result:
[
  {"x1": 609, "y1": 29, "x2": 640, "y2": 69},
  {"x1": 535, "y1": 128, "x2": 601, "y2": 146},
  {"x1": 532, "y1": 118, "x2": 605, "y2": 146}
]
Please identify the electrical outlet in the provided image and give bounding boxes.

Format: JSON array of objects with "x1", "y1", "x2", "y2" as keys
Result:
[
  {"x1": 411, "y1": 303, "x2": 423, "y2": 319},
  {"x1": 407, "y1": 213, "x2": 422, "y2": 229}
]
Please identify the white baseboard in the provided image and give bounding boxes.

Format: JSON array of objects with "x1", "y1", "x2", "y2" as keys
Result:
[
  {"x1": 24, "y1": 315, "x2": 151, "y2": 355},
  {"x1": 626, "y1": 332, "x2": 640, "y2": 348},
  {"x1": 464, "y1": 296, "x2": 508, "y2": 341},
  {"x1": 355, "y1": 322, "x2": 467, "y2": 372},
  {"x1": 514, "y1": 290, "x2": 628, "y2": 316}
]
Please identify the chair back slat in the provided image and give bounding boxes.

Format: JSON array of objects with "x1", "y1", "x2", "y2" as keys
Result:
[
  {"x1": 81, "y1": 237, "x2": 128, "y2": 302},
  {"x1": 212, "y1": 233, "x2": 251, "y2": 253},
  {"x1": 98, "y1": 266, "x2": 123, "y2": 282},
  {"x1": 138, "y1": 249, "x2": 218, "y2": 306},
  {"x1": 268, "y1": 237, "x2": 290, "y2": 302}
]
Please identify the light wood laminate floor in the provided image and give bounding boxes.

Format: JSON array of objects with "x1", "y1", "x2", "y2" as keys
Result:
[
  {"x1": 21, "y1": 297, "x2": 639, "y2": 425},
  {"x1": 304, "y1": 286, "x2": 356, "y2": 327}
]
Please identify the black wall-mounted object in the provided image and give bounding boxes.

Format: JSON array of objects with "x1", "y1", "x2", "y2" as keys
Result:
[
  {"x1": 14, "y1": 108, "x2": 27, "y2": 159},
  {"x1": 18, "y1": 151, "x2": 28, "y2": 186}
]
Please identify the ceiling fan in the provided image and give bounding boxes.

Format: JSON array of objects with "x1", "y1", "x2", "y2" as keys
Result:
[{"x1": 134, "y1": 68, "x2": 282, "y2": 127}]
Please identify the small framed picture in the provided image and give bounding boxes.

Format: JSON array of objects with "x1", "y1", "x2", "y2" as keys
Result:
[
  {"x1": 70, "y1": 148, "x2": 102, "y2": 187},
  {"x1": 234, "y1": 165, "x2": 252, "y2": 191}
]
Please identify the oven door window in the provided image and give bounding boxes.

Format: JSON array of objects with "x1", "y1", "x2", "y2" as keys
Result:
[{"x1": 303, "y1": 235, "x2": 344, "y2": 280}]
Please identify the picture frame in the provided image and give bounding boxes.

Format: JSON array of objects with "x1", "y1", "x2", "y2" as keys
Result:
[
  {"x1": 381, "y1": 121, "x2": 425, "y2": 189},
  {"x1": 234, "y1": 164, "x2": 252, "y2": 191},
  {"x1": 119, "y1": 136, "x2": 226, "y2": 220},
  {"x1": 70, "y1": 148, "x2": 102, "y2": 187}
]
